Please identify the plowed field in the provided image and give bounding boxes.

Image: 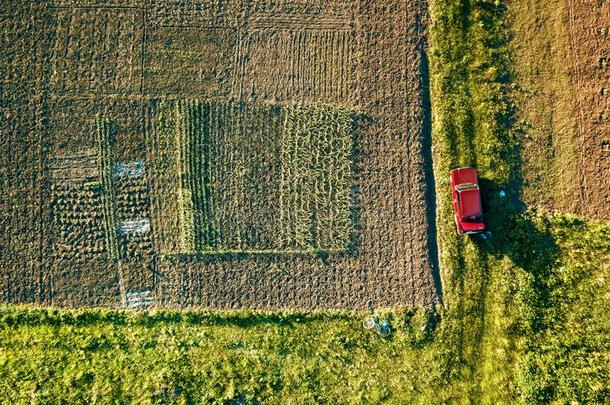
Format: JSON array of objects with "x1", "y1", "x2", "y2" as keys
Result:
[{"x1": 0, "y1": 0, "x2": 440, "y2": 309}]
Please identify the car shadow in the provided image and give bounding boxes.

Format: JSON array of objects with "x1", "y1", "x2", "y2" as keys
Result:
[{"x1": 475, "y1": 177, "x2": 561, "y2": 330}]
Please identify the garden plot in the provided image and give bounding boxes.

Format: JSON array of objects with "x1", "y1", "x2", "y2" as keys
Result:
[
  {"x1": 232, "y1": 28, "x2": 354, "y2": 103},
  {"x1": 147, "y1": 99, "x2": 354, "y2": 255},
  {"x1": 49, "y1": 7, "x2": 144, "y2": 95},
  {"x1": 143, "y1": 27, "x2": 237, "y2": 97}
]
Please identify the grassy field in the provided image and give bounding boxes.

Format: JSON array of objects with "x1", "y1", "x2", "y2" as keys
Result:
[
  {"x1": 0, "y1": 307, "x2": 444, "y2": 404},
  {"x1": 2, "y1": 0, "x2": 609, "y2": 403}
]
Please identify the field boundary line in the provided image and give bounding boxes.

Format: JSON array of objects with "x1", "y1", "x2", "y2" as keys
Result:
[
  {"x1": 140, "y1": 2, "x2": 147, "y2": 97},
  {"x1": 162, "y1": 247, "x2": 348, "y2": 258},
  {"x1": 36, "y1": 2, "x2": 53, "y2": 305},
  {"x1": 49, "y1": 93, "x2": 146, "y2": 101},
  {"x1": 156, "y1": 24, "x2": 231, "y2": 30},
  {"x1": 406, "y1": 0, "x2": 420, "y2": 307}
]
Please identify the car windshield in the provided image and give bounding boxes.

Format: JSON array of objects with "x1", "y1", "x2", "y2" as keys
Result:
[
  {"x1": 456, "y1": 183, "x2": 478, "y2": 191},
  {"x1": 462, "y1": 213, "x2": 482, "y2": 223}
]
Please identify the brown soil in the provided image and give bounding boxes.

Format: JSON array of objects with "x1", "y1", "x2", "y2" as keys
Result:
[
  {"x1": 511, "y1": 0, "x2": 610, "y2": 220},
  {"x1": 0, "y1": 0, "x2": 441, "y2": 310}
]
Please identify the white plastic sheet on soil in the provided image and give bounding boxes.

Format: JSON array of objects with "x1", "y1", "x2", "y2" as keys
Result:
[
  {"x1": 124, "y1": 290, "x2": 153, "y2": 309},
  {"x1": 119, "y1": 218, "x2": 150, "y2": 234},
  {"x1": 114, "y1": 161, "x2": 145, "y2": 177}
]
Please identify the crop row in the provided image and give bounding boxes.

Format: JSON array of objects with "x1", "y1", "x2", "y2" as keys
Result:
[
  {"x1": 207, "y1": 101, "x2": 284, "y2": 251},
  {"x1": 146, "y1": 99, "x2": 184, "y2": 255},
  {"x1": 175, "y1": 100, "x2": 286, "y2": 252},
  {"x1": 96, "y1": 116, "x2": 120, "y2": 261},
  {"x1": 174, "y1": 100, "x2": 199, "y2": 253}
]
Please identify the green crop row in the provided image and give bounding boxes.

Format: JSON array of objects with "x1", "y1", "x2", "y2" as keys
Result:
[
  {"x1": 146, "y1": 99, "x2": 183, "y2": 255},
  {"x1": 174, "y1": 99, "x2": 203, "y2": 253},
  {"x1": 96, "y1": 116, "x2": 119, "y2": 262}
]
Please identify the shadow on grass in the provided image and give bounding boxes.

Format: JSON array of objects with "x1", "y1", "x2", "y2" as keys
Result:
[
  {"x1": 418, "y1": 2, "x2": 444, "y2": 305},
  {"x1": 477, "y1": 178, "x2": 559, "y2": 273}
]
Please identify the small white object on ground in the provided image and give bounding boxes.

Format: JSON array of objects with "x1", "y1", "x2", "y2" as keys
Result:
[
  {"x1": 114, "y1": 161, "x2": 145, "y2": 177},
  {"x1": 120, "y1": 218, "x2": 150, "y2": 234},
  {"x1": 363, "y1": 316, "x2": 377, "y2": 330},
  {"x1": 124, "y1": 290, "x2": 153, "y2": 309},
  {"x1": 499, "y1": 190, "x2": 506, "y2": 198}
]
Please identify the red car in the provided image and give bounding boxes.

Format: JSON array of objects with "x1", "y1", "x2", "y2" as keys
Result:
[{"x1": 450, "y1": 167, "x2": 486, "y2": 235}]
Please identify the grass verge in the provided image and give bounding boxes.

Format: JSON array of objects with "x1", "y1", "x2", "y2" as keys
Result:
[
  {"x1": 429, "y1": 0, "x2": 610, "y2": 403},
  {"x1": 0, "y1": 307, "x2": 444, "y2": 404}
]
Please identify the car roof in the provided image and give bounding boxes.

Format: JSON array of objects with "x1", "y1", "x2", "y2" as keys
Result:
[{"x1": 459, "y1": 189, "x2": 482, "y2": 216}]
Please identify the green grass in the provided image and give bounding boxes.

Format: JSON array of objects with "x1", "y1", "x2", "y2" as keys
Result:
[
  {"x1": 514, "y1": 215, "x2": 610, "y2": 402},
  {"x1": 429, "y1": 0, "x2": 610, "y2": 403},
  {"x1": 0, "y1": 307, "x2": 445, "y2": 404}
]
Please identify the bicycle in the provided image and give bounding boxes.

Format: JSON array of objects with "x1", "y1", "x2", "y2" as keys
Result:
[{"x1": 362, "y1": 316, "x2": 391, "y2": 338}]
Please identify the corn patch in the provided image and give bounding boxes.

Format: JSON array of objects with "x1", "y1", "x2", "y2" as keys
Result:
[{"x1": 147, "y1": 99, "x2": 354, "y2": 255}]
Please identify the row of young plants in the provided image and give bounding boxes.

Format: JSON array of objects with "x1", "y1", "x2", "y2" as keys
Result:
[
  {"x1": 96, "y1": 116, "x2": 120, "y2": 262},
  {"x1": 174, "y1": 100, "x2": 198, "y2": 253}
]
